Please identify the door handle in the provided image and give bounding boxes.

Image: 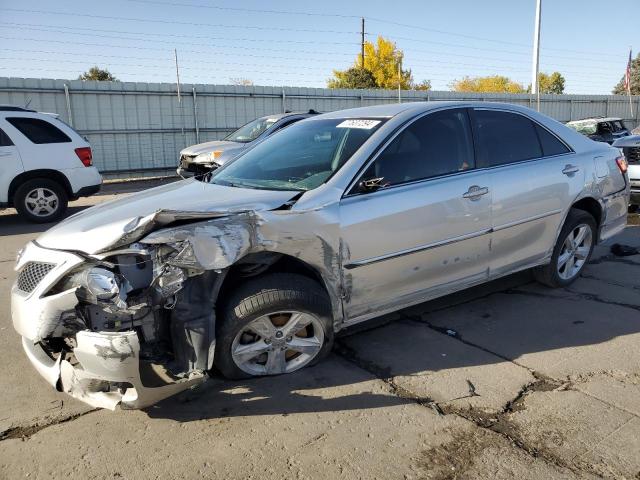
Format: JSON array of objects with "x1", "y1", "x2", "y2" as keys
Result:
[
  {"x1": 462, "y1": 185, "x2": 489, "y2": 200},
  {"x1": 562, "y1": 164, "x2": 580, "y2": 175},
  {"x1": 0, "y1": 152, "x2": 11, "y2": 157}
]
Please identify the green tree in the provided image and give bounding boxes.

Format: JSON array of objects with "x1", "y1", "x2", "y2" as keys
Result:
[
  {"x1": 413, "y1": 79, "x2": 432, "y2": 91},
  {"x1": 451, "y1": 75, "x2": 526, "y2": 93},
  {"x1": 613, "y1": 53, "x2": 640, "y2": 95},
  {"x1": 327, "y1": 67, "x2": 377, "y2": 89},
  {"x1": 328, "y1": 36, "x2": 415, "y2": 90},
  {"x1": 78, "y1": 67, "x2": 118, "y2": 81},
  {"x1": 527, "y1": 72, "x2": 565, "y2": 94}
]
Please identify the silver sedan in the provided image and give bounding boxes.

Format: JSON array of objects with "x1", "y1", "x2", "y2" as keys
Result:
[{"x1": 12, "y1": 101, "x2": 629, "y2": 409}]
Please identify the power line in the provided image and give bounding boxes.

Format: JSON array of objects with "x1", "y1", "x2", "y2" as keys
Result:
[
  {"x1": 124, "y1": 0, "x2": 361, "y2": 19},
  {"x1": 1, "y1": 8, "x2": 361, "y2": 34},
  {"x1": 0, "y1": 21, "x2": 357, "y2": 46}
]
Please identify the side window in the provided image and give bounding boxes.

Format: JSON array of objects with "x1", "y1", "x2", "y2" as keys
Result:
[
  {"x1": 0, "y1": 128, "x2": 13, "y2": 147},
  {"x1": 363, "y1": 108, "x2": 474, "y2": 187},
  {"x1": 268, "y1": 118, "x2": 299, "y2": 135},
  {"x1": 534, "y1": 124, "x2": 570, "y2": 156},
  {"x1": 597, "y1": 122, "x2": 613, "y2": 135},
  {"x1": 474, "y1": 110, "x2": 542, "y2": 167},
  {"x1": 6, "y1": 117, "x2": 71, "y2": 144}
]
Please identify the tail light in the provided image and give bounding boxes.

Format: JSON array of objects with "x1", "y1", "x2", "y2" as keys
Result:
[
  {"x1": 75, "y1": 147, "x2": 93, "y2": 167},
  {"x1": 615, "y1": 155, "x2": 628, "y2": 174}
]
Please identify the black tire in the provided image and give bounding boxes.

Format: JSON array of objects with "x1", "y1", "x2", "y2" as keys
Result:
[
  {"x1": 533, "y1": 208, "x2": 596, "y2": 288},
  {"x1": 214, "y1": 273, "x2": 334, "y2": 380},
  {"x1": 14, "y1": 178, "x2": 68, "y2": 223}
]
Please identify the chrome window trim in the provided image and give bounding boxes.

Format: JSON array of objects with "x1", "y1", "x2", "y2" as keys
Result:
[{"x1": 343, "y1": 105, "x2": 575, "y2": 199}]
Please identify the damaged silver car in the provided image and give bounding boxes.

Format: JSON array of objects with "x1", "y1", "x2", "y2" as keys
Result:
[{"x1": 12, "y1": 102, "x2": 629, "y2": 409}]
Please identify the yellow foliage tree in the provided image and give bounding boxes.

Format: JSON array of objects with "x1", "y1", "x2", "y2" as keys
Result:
[
  {"x1": 451, "y1": 75, "x2": 526, "y2": 93},
  {"x1": 328, "y1": 36, "x2": 413, "y2": 90}
]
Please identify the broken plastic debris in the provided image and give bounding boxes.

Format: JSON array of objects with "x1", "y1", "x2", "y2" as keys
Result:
[{"x1": 610, "y1": 243, "x2": 639, "y2": 257}]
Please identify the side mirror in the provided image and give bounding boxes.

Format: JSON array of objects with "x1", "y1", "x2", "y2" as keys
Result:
[{"x1": 358, "y1": 177, "x2": 385, "y2": 193}]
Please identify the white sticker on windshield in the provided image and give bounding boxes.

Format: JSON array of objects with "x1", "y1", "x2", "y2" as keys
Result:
[{"x1": 336, "y1": 119, "x2": 381, "y2": 129}]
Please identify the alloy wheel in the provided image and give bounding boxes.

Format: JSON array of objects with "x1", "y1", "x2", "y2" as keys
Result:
[
  {"x1": 24, "y1": 187, "x2": 59, "y2": 217},
  {"x1": 231, "y1": 311, "x2": 325, "y2": 376},
  {"x1": 557, "y1": 223, "x2": 592, "y2": 280}
]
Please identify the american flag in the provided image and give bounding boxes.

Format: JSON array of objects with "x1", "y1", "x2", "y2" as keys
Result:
[{"x1": 624, "y1": 49, "x2": 632, "y2": 94}]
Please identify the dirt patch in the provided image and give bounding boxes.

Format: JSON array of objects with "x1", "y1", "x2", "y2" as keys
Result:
[{"x1": 418, "y1": 428, "x2": 496, "y2": 479}]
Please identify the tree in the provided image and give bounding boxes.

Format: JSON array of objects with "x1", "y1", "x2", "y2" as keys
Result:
[
  {"x1": 527, "y1": 72, "x2": 565, "y2": 94},
  {"x1": 230, "y1": 77, "x2": 254, "y2": 86},
  {"x1": 78, "y1": 67, "x2": 118, "y2": 81},
  {"x1": 613, "y1": 52, "x2": 640, "y2": 95},
  {"x1": 413, "y1": 79, "x2": 432, "y2": 91},
  {"x1": 327, "y1": 67, "x2": 377, "y2": 89},
  {"x1": 451, "y1": 75, "x2": 525, "y2": 93},
  {"x1": 328, "y1": 36, "x2": 414, "y2": 90}
]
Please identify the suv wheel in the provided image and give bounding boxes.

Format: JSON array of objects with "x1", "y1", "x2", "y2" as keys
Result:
[
  {"x1": 534, "y1": 209, "x2": 596, "y2": 288},
  {"x1": 215, "y1": 273, "x2": 334, "y2": 380},
  {"x1": 14, "y1": 178, "x2": 68, "y2": 223}
]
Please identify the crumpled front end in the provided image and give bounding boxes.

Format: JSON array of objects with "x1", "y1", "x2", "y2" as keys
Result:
[{"x1": 12, "y1": 241, "x2": 208, "y2": 410}]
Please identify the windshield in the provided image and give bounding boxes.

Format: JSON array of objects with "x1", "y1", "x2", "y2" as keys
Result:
[
  {"x1": 211, "y1": 118, "x2": 385, "y2": 191},
  {"x1": 567, "y1": 121, "x2": 597, "y2": 135},
  {"x1": 225, "y1": 116, "x2": 279, "y2": 143}
]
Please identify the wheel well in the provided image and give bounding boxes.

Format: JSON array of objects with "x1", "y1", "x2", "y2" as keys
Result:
[
  {"x1": 571, "y1": 197, "x2": 602, "y2": 228},
  {"x1": 8, "y1": 170, "x2": 73, "y2": 204},
  {"x1": 217, "y1": 253, "x2": 330, "y2": 309}
]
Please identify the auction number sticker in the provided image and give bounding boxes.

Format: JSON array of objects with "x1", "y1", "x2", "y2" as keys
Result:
[{"x1": 336, "y1": 119, "x2": 381, "y2": 129}]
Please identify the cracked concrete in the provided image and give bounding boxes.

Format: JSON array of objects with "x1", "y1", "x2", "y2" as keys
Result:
[{"x1": 1, "y1": 189, "x2": 639, "y2": 479}]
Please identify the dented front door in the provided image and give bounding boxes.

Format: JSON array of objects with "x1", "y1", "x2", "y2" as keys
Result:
[{"x1": 339, "y1": 170, "x2": 491, "y2": 321}]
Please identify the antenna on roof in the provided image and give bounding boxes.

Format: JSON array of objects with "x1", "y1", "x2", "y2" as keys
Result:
[{"x1": 24, "y1": 98, "x2": 32, "y2": 109}]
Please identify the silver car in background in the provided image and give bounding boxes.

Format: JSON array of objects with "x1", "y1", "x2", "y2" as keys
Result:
[
  {"x1": 177, "y1": 110, "x2": 319, "y2": 177},
  {"x1": 12, "y1": 102, "x2": 629, "y2": 410}
]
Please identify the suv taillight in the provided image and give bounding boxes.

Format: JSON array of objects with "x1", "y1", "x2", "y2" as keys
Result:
[
  {"x1": 615, "y1": 155, "x2": 628, "y2": 174},
  {"x1": 75, "y1": 147, "x2": 92, "y2": 167}
]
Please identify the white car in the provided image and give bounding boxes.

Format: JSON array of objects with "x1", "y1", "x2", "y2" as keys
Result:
[{"x1": 0, "y1": 106, "x2": 102, "y2": 223}]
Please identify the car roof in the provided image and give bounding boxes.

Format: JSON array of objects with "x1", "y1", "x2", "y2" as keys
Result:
[
  {"x1": 567, "y1": 117, "x2": 623, "y2": 125},
  {"x1": 313, "y1": 101, "x2": 546, "y2": 120},
  {"x1": 258, "y1": 110, "x2": 320, "y2": 121}
]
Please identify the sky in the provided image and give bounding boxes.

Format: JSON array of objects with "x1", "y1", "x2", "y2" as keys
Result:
[{"x1": 0, "y1": 0, "x2": 637, "y2": 94}]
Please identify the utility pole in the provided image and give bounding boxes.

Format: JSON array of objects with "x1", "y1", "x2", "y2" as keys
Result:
[
  {"x1": 398, "y1": 54, "x2": 402, "y2": 103},
  {"x1": 361, "y1": 17, "x2": 365, "y2": 68},
  {"x1": 174, "y1": 49, "x2": 185, "y2": 143},
  {"x1": 531, "y1": 0, "x2": 542, "y2": 111}
]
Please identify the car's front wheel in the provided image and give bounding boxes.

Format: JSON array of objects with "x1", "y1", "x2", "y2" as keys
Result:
[
  {"x1": 534, "y1": 208, "x2": 596, "y2": 288},
  {"x1": 215, "y1": 273, "x2": 334, "y2": 379},
  {"x1": 14, "y1": 178, "x2": 68, "y2": 223}
]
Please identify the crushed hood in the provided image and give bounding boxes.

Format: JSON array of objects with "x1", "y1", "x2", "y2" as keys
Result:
[{"x1": 36, "y1": 178, "x2": 299, "y2": 254}]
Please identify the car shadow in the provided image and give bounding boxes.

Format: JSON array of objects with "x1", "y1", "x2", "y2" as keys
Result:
[
  {"x1": 143, "y1": 261, "x2": 640, "y2": 422},
  {"x1": 0, "y1": 206, "x2": 91, "y2": 236}
]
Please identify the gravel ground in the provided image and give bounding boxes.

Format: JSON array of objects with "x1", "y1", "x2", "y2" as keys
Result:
[{"x1": 1, "y1": 180, "x2": 639, "y2": 479}]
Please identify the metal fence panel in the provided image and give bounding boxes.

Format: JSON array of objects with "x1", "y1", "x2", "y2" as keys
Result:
[{"x1": 0, "y1": 77, "x2": 638, "y2": 178}]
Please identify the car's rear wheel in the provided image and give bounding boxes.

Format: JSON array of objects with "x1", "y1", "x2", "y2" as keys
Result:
[
  {"x1": 215, "y1": 273, "x2": 334, "y2": 380},
  {"x1": 14, "y1": 178, "x2": 68, "y2": 223},
  {"x1": 533, "y1": 209, "x2": 596, "y2": 288}
]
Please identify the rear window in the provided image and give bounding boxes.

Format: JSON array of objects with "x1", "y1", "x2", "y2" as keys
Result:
[
  {"x1": 534, "y1": 124, "x2": 570, "y2": 157},
  {"x1": 0, "y1": 128, "x2": 13, "y2": 147},
  {"x1": 6, "y1": 117, "x2": 71, "y2": 144}
]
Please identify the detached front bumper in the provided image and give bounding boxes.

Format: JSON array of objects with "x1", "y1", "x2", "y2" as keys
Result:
[
  {"x1": 19, "y1": 331, "x2": 204, "y2": 410},
  {"x1": 11, "y1": 241, "x2": 205, "y2": 410}
]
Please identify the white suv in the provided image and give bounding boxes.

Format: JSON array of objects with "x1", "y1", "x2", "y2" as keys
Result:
[{"x1": 0, "y1": 106, "x2": 102, "y2": 223}]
